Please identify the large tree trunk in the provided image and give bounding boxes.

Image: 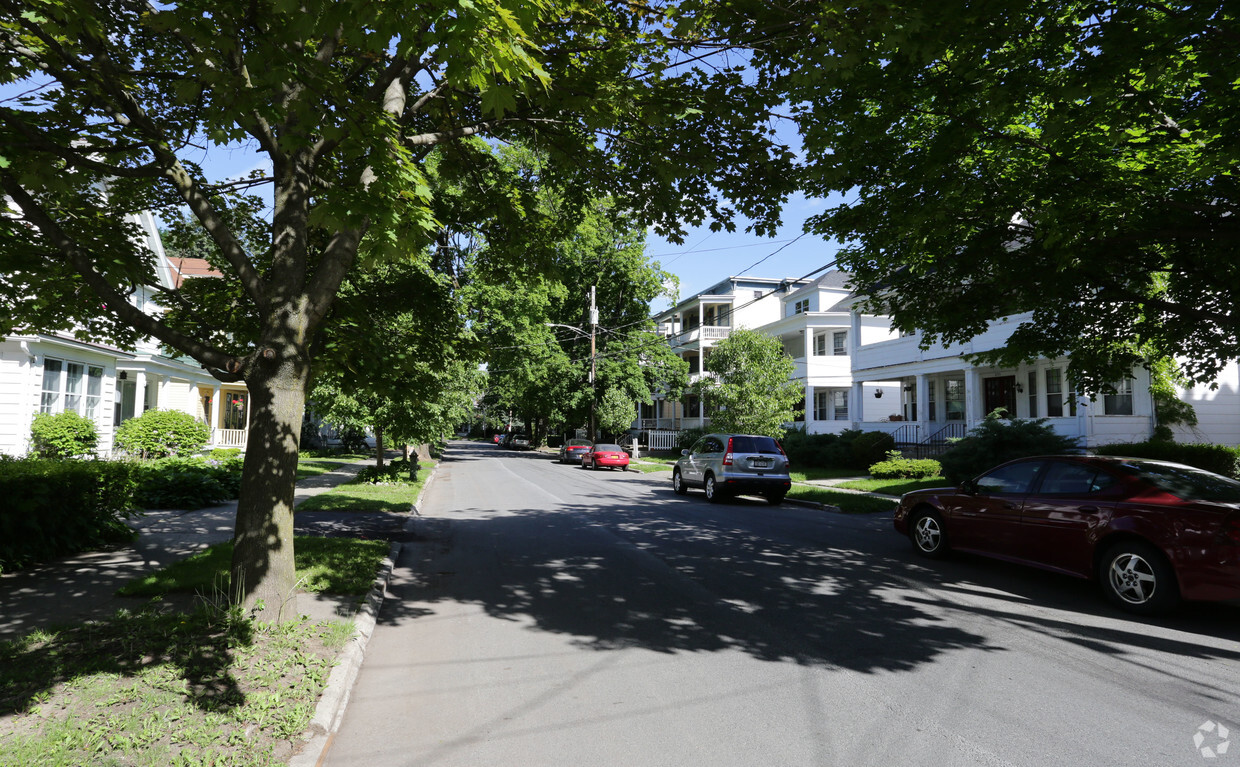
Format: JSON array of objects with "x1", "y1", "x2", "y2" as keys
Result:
[
  {"x1": 374, "y1": 424, "x2": 385, "y2": 467},
  {"x1": 230, "y1": 351, "x2": 309, "y2": 622}
]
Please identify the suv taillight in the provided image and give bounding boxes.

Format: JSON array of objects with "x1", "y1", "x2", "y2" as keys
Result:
[
  {"x1": 776, "y1": 440, "x2": 789, "y2": 470},
  {"x1": 723, "y1": 437, "x2": 734, "y2": 466}
]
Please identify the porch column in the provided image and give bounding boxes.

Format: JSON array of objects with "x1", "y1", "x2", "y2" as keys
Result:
[
  {"x1": 851, "y1": 381, "x2": 864, "y2": 428},
  {"x1": 850, "y1": 310, "x2": 862, "y2": 353},
  {"x1": 916, "y1": 373, "x2": 929, "y2": 443},
  {"x1": 966, "y1": 368, "x2": 985, "y2": 426},
  {"x1": 210, "y1": 385, "x2": 221, "y2": 442},
  {"x1": 134, "y1": 371, "x2": 148, "y2": 414}
]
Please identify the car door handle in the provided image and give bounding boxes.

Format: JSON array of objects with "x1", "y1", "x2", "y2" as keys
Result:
[
  {"x1": 1002, "y1": 502, "x2": 1018, "y2": 510},
  {"x1": 1077, "y1": 505, "x2": 1100, "y2": 514}
]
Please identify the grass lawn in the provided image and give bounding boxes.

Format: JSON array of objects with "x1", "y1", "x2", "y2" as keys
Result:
[
  {"x1": 786, "y1": 486, "x2": 899, "y2": 514},
  {"x1": 0, "y1": 534, "x2": 387, "y2": 767},
  {"x1": 629, "y1": 462, "x2": 673, "y2": 473},
  {"x1": 789, "y1": 466, "x2": 867, "y2": 482},
  {"x1": 295, "y1": 460, "x2": 434, "y2": 513},
  {"x1": 834, "y1": 476, "x2": 952, "y2": 496},
  {"x1": 118, "y1": 537, "x2": 390, "y2": 598},
  {"x1": 295, "y1": 453, "x2": 369, "y2": 481}
]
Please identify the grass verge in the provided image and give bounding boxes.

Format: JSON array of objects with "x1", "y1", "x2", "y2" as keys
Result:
[
  {"x1": 0, "y1": 606, "x2": 354, "y2": 767},
  {"x1": 786, "y1": 486, "x2": 898, "y2": 514},
  {"x1": 789, "y1": 467, "x2": 867, "y2": 482},
  {"x1": 118, "y1": 537, "x2": 390, "y2": 598},
  {"x1": 295, "y1": 454, "x2": 369, "y2": 481},
  {"x1": 295, "y1": 461, "x2": 434, "y2": 513},
  {"x1": 834, "y1": 476, "x2": 951, "y2": 496},
  {"x1": 629, "y1": 462, "x2": 673, "y2": 473}
]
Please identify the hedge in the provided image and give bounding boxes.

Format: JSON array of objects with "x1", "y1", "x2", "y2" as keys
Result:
[
  {"x1": 0, "y1": 458, "x2": 139, "y2": 573},
  {"x1": 1094, "y1": 441, "x2": 1240, "y2": 479}
]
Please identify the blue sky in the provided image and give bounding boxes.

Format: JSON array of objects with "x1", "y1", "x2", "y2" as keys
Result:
[{"x1": 643, "y1": 191, "x2": 844, "y2": 313}]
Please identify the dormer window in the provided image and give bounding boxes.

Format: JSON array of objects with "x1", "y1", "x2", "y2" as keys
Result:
[{"x1": 793, "y1": 299, "x2": 809, "y2": 314}]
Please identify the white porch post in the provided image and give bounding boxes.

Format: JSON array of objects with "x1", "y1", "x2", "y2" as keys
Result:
[
  {"x1": 210, "y1": 385, "x2": 221, "y2": 444},
  {"x1": 966, "y1": 368, "x2": 985, "y2": 426},
  {"x1": 803, "y1": 329, "x2": 813, "y2": 429},
  {"x1": 850, "y1": 310, "x2": 862, "y2": 353},
  {"x1": 134, "y1": 371, "x2": 148, "y2": 414},
  {"x1": 916, "y1": 373, "x2": 929, "y2": 443},
  {"x1": 851, "y1": 381, "x2": 864, "y2": 428}
]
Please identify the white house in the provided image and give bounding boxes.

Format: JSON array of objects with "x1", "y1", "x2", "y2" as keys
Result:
[
  {"x1": 0, "y1": 211, "x2": 251, "y2": 457},
  {"x1": 633, "y1": 268, "x2": 1240, "y2": 452}
]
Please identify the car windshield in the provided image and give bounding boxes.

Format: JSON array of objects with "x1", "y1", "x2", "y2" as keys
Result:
[
  {"x1": 568, "y1": 440, "x2": 591, "y2": 447},
  {"x1": 728, "y1": 436, "x2": 782, "y2": 454},
  {"x1": 1119, "y1": 460, "x2": 1240, "y2": 502},
  {"x1": 593, "y1": 444, "x2": 622, "y2": 452}
]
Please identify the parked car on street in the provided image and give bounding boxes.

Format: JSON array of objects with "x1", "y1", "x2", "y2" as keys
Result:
[
  {"x1": 558, "y1": 438, "x2": 593, "y2": 464},
  {"x1": 672, "y1": 433, "x2": 791, "y2": 505},
  {"x1": 492, "y1": 433, "x2": 502, "y2": 445},
  {"x1": 511, "y1": 434, "x2": 532, "y2": 450},
  {"x1": 496, "y1": 433, "x2": 513, "y2": 448},
  {"x1": 894, "y1": 454, "x2": 1240, "y2": 614},
  {"x1": 581, "y1": 443, "x2": 630, "y2": 471}
]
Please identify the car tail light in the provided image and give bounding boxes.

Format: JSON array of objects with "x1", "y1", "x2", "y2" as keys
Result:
[
  {"x1": 723, "y1": 437, "x2": 734, "y2": 466},
  {"x1": 1222, "y1": 513, "x2": 1240, "y2": 544},
  {"x1": 776, "y1": 440, "x2": 790, "y2": 470}
]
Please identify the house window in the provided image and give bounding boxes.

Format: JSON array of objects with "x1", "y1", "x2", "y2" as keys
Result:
[
  {"x1": 1027, "y1": 371, "x2": 1038, "y2": 418},
  {"x1": 812, "y1": 332, "x2": 826, "y2": 356},
  {"x1": 833, "y1": 331, "x2": 847, "y2": 356},
  {"x1": 686, "y1": 395, "x2": 701, "y2": 418},
  {"x1": 1046, "y1": 368, "x2": 1063, "y2": 417},
  {"x1": 222, "y1": 391, "x2": 249, "y2": 430},
  {"x1": 40, "y1": 359, "x2": 105, "y2": 421},
  {"x1": 928, "y1": 380, "x2": 937, "y2": 421},
  {"x1": 754, "y1": 291, "x2": 764, "y2": 300},
  {"x1": 905, "y1": 384, "x2": 917, "y2": 421},
  {"x1": 1104, "y1": 379, "x2": 1134, "y2": 415},
  {"x1": 793, "y1": 299, "x2": 809, "y2": 315},
  {"x1": 814, "y1": 390, "x2": 848, "y2": 420},
  {"x1": 944, "y1": 378, "x2": 965, "y2": 421}
]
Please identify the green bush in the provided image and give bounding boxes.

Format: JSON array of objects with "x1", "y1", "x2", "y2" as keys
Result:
[
  {"x1": 338, "y1": 426, "x2": 369, "y2": 453},
  {"x1": 28, "y1": 411, "x2": 99, "y2": 459},
  {"x1": 355, "y1": 459, "x2": 417, "y2": 485},
  {"x1": 1094, "y1": 441, "x2": 1240, "y2": 479},
  {"x1": 851, "y1": 430, "x2": 896, "y2": 469},
  {"x1": 939, "y1": 414, "x2": 1078, "y2": 483},
  {"x1": 0, "y1": 458, "x2": 139, "y2": 572},
  {"x1": 114, "y1": 409, "x2": 210, "y2": 459},
  {"x1": 781, "y1": 429, "x2": 860, "y2": 468},
  {"x1": 869, "y1": 451, "x2": 942, "y2": 479},
  {"x1": 134, "y1": 456, "x2": 243, "y2": 509}
]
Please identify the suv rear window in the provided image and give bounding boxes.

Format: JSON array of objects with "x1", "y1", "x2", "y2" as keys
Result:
[{"x1": 729, "y1": 436, "x2": 782, "y2": 454}]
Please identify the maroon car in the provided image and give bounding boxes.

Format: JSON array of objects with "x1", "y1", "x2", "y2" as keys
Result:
[{"x1": 894, "y1": 455, "x2": 1240, "y2": 613}]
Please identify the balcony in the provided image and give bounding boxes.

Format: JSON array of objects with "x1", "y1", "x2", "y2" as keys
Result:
[{"x1": 668, "y1": 325, "x2": 731, "y2": 350}]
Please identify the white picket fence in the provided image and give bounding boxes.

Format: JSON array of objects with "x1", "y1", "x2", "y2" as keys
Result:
[{"x1": 645, "y1": 429, "x2": 682, "y2": 451}]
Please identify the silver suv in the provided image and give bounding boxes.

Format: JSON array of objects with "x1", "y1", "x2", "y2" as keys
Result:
[{"x1": 672, "y1": 433, "x2": 791, "y2": 505}]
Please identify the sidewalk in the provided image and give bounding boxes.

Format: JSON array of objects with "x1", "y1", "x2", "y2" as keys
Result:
[{"x1": 0, "y1": 458, "x2": 384, "y2": 639}]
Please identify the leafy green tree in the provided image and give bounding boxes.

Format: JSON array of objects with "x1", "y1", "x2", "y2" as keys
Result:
[
  {"x1": 697, "y1": 329, "x2": 801, "y2": 437},
  {"x1": 28, "y1": 411, "x2": 98, "y2": 459},
  {"x1": 742, "y1": 2, "x2": 1240, "y2": 391},
  {"x1": 596, "y1": 386, "x2": 637, "y2": 441},
  {"x1": 0, "y1": 1, "x2": 789, "y2": 617}
]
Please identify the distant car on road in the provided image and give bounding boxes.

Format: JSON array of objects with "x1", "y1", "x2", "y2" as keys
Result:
[
  {"x1": 511, "y1": 434, "x2": 532, "y2": 450},
  {"x1": 673, "y1": 433, "x2": 791, "y2": 505},
  {"x1": 492, "y1": 433, "x2": 502, "y2": 445},
  {"x1": 894, "y1": 454, "x2": 1240, "y2": 614},
  {"x1": 496, "y1": 433, "x2": 513, "y2": 448},
  {"x1": 558, "y1": 439, "x2": 592, "y2": 464},
  {"x1": 581, "y1": 443, "x2": 630, "y2": 471}
]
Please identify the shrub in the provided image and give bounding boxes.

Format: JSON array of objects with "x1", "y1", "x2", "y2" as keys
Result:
[
  {"x1": 939, "y1": 413, "x2": 1078, "y2": 483},
  {"x1": 355, "y1": 459, "x2": 417, "y2": 485},
  {"x1": 133, "y1": 456, "x2": 243, "y2": 509},
  {"x1": 0, "y1": 458, "x2": 139, "y2": 572},
  {"x1": 114, "y1": 409, "x2": 210, "y2": 459},
  {"x1": 676, "y1": 427, "x2": 707, "y2": 452},
  {"x1": 781, "y1": 429, "x2": 859, "y2": 468},
  {"x1": 28, "y1": 411, "x2": 99, "y2": 459},
  {"x1": 851, "y1": 430, "x2": 896, "y2": 469},
  {"x1": 338, "y1": 426, "x2": 370, "y2": 453},
  {"x1": 869, "y1": 451, "x2": 942, "y2": 479},
  {"x1": 1094, "y1": 441, "x2": 1240, "y2": 479}
]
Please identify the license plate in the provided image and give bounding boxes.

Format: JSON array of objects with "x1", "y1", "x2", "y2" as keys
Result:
[{"x1": 752, "y1": 459, "x2": 770, "y2": 468}]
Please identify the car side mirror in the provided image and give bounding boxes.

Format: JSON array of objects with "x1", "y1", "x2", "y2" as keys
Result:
[
  {"x1": 960, "y1": 479, "x2": 977, "y2": 495},
  {"x1": 681, "y1": 449, "x2": 688, "y2": 456}
]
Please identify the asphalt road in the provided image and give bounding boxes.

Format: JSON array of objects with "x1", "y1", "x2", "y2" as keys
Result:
[{"x1": 323, "y1": 441, "x2": 1240, "y2": 767}]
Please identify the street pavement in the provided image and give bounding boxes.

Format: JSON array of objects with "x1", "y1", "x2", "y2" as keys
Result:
[{"x1": 322, "y1": 440, "x2": 1240, "y2": 767}]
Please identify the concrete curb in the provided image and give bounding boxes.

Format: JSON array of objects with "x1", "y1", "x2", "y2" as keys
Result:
[{"x1": 289, "y1": 453, "x2": 443, "y2": 767}]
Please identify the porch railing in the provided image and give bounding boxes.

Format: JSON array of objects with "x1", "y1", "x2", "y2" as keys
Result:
[{"x1": 213, "y1": 428, "x2": 247, "y2": 448}]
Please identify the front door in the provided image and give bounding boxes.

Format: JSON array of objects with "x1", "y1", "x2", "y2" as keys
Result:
[{"x1": 984, "y1": 376, "x2": 1017, "y2": 418}]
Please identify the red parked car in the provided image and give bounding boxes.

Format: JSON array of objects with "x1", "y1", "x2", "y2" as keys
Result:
[
  {"x1": 581, "y1": 443, "x2": 630, "y2": 471},
  {"x1": 894, "y1": 455, "x2": 1240, "y2": 614}
]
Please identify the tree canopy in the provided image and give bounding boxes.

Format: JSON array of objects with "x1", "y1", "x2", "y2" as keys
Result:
[
  {"x1": 743, "y1": 2, "x2": 1240, "y2": 391},
  {"x1": 697, "y1": 328, "x2": 801, "y2": 437},
  {"x1": 0, "y1": 0, "x2": 793, "y2": 616}
]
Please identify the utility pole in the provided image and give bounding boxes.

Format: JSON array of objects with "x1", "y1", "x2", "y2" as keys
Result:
[{"x1": 589, "y1": 285, "x2": 598, "y2": 441}]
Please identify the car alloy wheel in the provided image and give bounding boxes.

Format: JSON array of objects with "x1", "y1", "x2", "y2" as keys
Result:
[
  {"x1": 673, "y1": 469, "x2": 687, "y2": 495},
  {"x1": 910, "y1": 509, "x2": 947, "y2": 558},
  {"x1": 1100, "y1": 542, "x2": 1179, "y2": 613},
  {"x1": 705, "y1": 474, "x2": 723, "y2": 503}
]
